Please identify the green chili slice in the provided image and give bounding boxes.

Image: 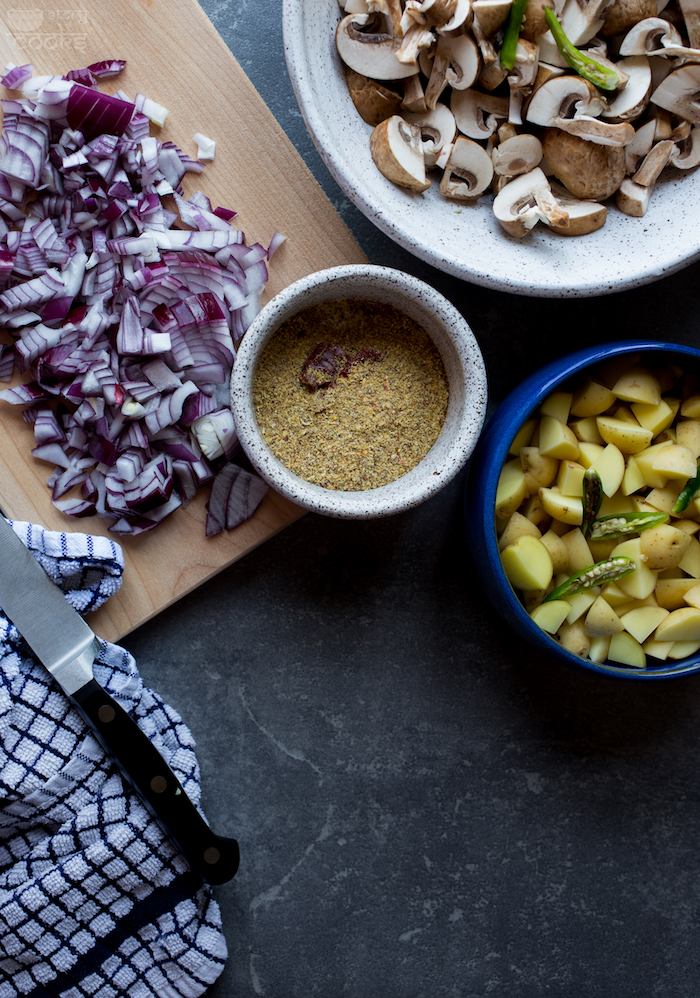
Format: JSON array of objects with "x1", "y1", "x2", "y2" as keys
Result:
[
  {"x1": 543, "y1": 556, "x2": 636, "y2": 602},
  {"x1": 544, "y1": 8, "x2": 620, "y2": 91},
  {"x1": 673, "y1": 463, "x2": 700, "y2": 514},
  {"x1": 588, "y1": 511, "x2": 669, "y2": 540},
  {"x1": 582, "y1": 468, "x2": 603, "y2": 538},
  {"x1": 500, "y1": 0, "x2": 529, "y2": 70}
]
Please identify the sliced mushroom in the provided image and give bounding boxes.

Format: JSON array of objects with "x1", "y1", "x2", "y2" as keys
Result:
[
  {"x1": 670, "y1": 124, "x2": 700, "y2": 167},
  {"x1": 336, "y1": 13, "x2": 420, "y2": 79},
  {"x1": 492, "y1": 133, "x2": 544, "y2": 174},
  {"x1": 558, "y1": 116, "x2": 636, "y2": 146},
  {"x1": 424, "y1": 32, "x2": 481, "y2": 107},
  {"x1": 650, "y1": 64, "x2": 700, "y2": 123},
  {"x1": 624, "y1": 117, "x2": 657, "y2": 171},
  {"x1": 508, "y1": 38, "x2": 541, "y2": 91},
  {"x1": 439, "y1": 135, "x2": 494, "y2": 198},
  {"x1": 558, "y1": 0, "x2": 617, "y2": 45},
  {"x1": 451, "y1": 88, "x2": 510, "y2": 138},
  {"x1": 404, "y1": 103, "x2": 458, "y2": 166},
  {"x1": 601, "y1": 0, "x2": 658, "y2": 36},
  {"x1": 402, "y1": 73, "x2": 428, "y2": 112},
  {"x1": 542, "y1": 127, "x2": 627, "y2": 198},
  {"x1": 547, "y1": 181, "x2": 607, "y2": 234},
  {"x1": 631, "y1": 137, "x2": 673, "y2": 183},
  {"x1": 492, "y1": 167, "x2": 569, "y2": 236},
  {"x1": 436, "y1": 0, "x2": 474, "y2": 32},
  {"x1": 472, "y1": 0, "x2": 514, "y2": 35},
  {"x1": 369, "y1": 114, "x2": 431, "y2": 190},
  {"x1": 368, "y1": 0, "x2": 404, "y2": 35},
  {"x1": 397, "y1": 22, "x2": 437, "y2": 65},
  {"x1": 418, "y1": 0, "x2": 460, "y2": 26},
  {"x1": 525, "y1": 75, "x2": 608, "y2": 128},
  {"x1": 346, "y1": 68, "x2": 404, "y2": 124},
  {"x1": 616, "y1": 176, "x2": 653, "y2": 214},
  {"x1": 619, "y1": 16, "x2": 684, "y2": 54},
  {"x1": 679, "y1": 0, "x2": 700, "y2": 47},
  {"x1": 600, "y1": 56, "x2": 652, "y2": 121},
  {"x1": 521, "y1": 0, "x2": 556, "y2": 40}
]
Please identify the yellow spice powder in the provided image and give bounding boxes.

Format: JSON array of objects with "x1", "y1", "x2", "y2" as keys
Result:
[{"x1": 252, "y1": 299, "x2": 449, "y2": 491}]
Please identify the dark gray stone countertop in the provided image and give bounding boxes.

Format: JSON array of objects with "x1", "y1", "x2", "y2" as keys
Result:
[{"x1": 121, "y1": 3, "x2": 700, "y2": 995}]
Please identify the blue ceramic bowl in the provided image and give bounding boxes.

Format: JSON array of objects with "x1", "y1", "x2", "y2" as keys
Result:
[{"x1": 464, "y1": 340, "x2": 700, "y2": 680}]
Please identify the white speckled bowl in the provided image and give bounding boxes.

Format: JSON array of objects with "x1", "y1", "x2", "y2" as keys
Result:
[
  {"x1": 230, "y1": 265, "x2": 487, "y2": 518},
  {"x1": 282, "y1": 0, "x2": 700, "y2": 298}
]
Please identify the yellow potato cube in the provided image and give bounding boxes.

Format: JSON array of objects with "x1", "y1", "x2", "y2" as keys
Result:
[
  {"x1": 676, "y1": 419, "x2": 700, "y2": 458},
  {"x1": 598, "y1": 493, "x2": 635, "y2": 517},
  {"x1": 560, "y1": 528, "x2": 593, "y2": 574},
  {"x1": 570, "y1": 377, "x2": 616, "y2": 417},
  {"x1": 622, "y1": 457, "x2": 647, "y2": 496},
  {"x1": 530, "y1": 600, "x2": 571, "y2": 634},
  {"x1": 679, "y1": 535, "x2": 700, "y2": 578},
  {"x1": 654, "y1": 578, "x2": 700, "y2": 610},
  {"x1": 642, "y1": 638, "x2": 674, "y2": 661},
  {"x1": 674, "y1": 519, "x2": 700, "y2": 535},
  {"x1": 588, "y1": 443, "x2": 625, "y2": 497},
  {"x1": 589, "y1": 635, "x2": 612, "y2": 663},
  {"x1": 558, "y1": 619, "x2": 590, "y2": 658},
  {"x1": 681, "y1": 582, "x2": 700, "y2": 609},
  {"x1": 556, "y1": 460, "x2": 585, "y2": 497},
  {"x1": 619, "y1": 606, "x2": 670, "y2": 643},
  {"x1": 680, "y1": 394, "x2": 700, "y2": 418},
  {"x1": 600, "y1": 581, "x2": 632, "y2": 608},
  {"x1": 539, "y1": 529, "x2": 569, "y2": 574},
  {"x1": 596, "y1": 416, "x2": 653, "y2": 455},
  {"x1": 634, "y1": 442, "x2": 672, "y2": 489},
  {"x1": 539, "y1": 486, "x2": 583, "y2": 526},
  {"x1": 571, "y1": 417, "x2": 604, "y2": 444},
  {"x1": 611, "y1": 537, "x2": 658, "y2": 600},
  {"x1": 538, "y1": 416, "x2": 579, "y2": 461},
  {"x1": 630, "y1": 397, "x2": 675, "y2": 437},
  {"x1": 651, "y1": 444, "x2": 697, "y2": 480},
  {"x1": 498, "y1": 511, "x2": 542, "y2": 552},
  {"x1": 521, "y1": 494, "x2": 551, "y2": 530},
  {"x1": 667, "y1": 640, "x2": 700, "y2": 659},
  {"x1": 508, "y1": 418, "x2": 537, "y2": 456},
  {"x1": 501, "y1": 535, "x2": 554, "y2": 592},
  {"x1": 588, "y1": 538, "x2": 619, "y2": 562},
  {"x1": 540, "y1": 391, "x2": 572, "y2": 423},
  {"x1": 566, "y1": 590, "x2": 598, "y2": 624},
  {"x1": 577, "y1": 441, "x2": 605, "y2": 469},
  {"x1": 643, "y1": 486, "x2": 682, "y2": 516},
  {"x1": 520, "y1": 446, "x2": 559, "y2": 493},
  {"x1": 639, "y1": 524, "x2": 692, "y2": 570},
  {"x1": 608, "y1": 631, "x2": 646, "y2": 668},
  {"x1": 584, "y1": 596, "x2": 624, "y2": 637},
  {"x1": 496, "y1": 459, "x2": 528, "y2": 519},
  {"x1": 654, "y1": 607, "x2": 700, "y2": 642},
  {"x1": 611, "y1": 365, "x2": 661, "y2": 406}
]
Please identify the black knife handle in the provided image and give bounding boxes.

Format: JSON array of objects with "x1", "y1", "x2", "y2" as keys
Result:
[{"x1": 72, "y1": 679, "x2": 239, "y2": 885}]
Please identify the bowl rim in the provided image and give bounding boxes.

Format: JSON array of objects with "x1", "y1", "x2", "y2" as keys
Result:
[
  {"x1": 231, "y1": 264, "x2": 488, "y2": 519},
  {"x1": 281, "y1": 0, "x2": 700, "y2": 299},
  {"x1": 467, "y1": 339, "x2": 700, "y2": 680}
]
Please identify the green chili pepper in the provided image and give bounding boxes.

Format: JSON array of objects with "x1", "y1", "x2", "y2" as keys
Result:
[
  {"x1": 673, "y1": 463, "x2": 700, "y2": 514},
  {"x1": 543, "y1": 556, "x2": 636, "y2": 602},
  {"x1": 500, "y1": 0, "x2": 529, "y2": 70},
  {"x1": 588, "y1": 511, "x2": 669, "y2": 540},
  {"x1": 582, "y1": 468, "x2": 603, "y2": 538},
  {"x1": 544, "y1": 8, "x2": 620, "y2": 91}
]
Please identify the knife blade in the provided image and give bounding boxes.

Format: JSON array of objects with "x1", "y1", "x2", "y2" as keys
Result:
[{"x1": 0, "y1": 515, "x2": 239, "y2": 885}]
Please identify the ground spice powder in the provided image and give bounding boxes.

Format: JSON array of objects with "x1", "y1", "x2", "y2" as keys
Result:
[{"x1": 253, "y1": 299, "x2": 449, "y2": 491}]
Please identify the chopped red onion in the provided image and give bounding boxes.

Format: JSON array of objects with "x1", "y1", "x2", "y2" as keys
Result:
[{"x1": 0, "y1": 59, "x2": 282, "y2": 535}]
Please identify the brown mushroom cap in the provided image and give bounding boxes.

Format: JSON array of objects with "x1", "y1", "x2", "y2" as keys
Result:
[
  {"x1": 601, "y1": 0, "x2": 658, "y2": 37},
  {"x1": 542, "y1": 128, "x2": 627, "y2": 200},
  {"x1": 345, "y1": 67, "x2": 404, "y2": 125}
]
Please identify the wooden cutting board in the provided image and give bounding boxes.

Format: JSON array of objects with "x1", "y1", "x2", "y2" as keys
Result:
[{"x1": 0, "y1": 0, "x2": 367, "y2": 641}]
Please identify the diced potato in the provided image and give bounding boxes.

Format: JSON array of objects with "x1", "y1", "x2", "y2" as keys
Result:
[
  {"x1": 520, "y1": 446, "x2": 559, "y2": 492},
  {"x1": 676, "y1": 419, "x2": 700, "y2": 458},
  {"x1": 613, "y1": 405, "x2": 637, "y2": 424},
  {"x1": 539, "y1": 486, "x2": 583, "y2": 526},
  {"x1": 570, "y1": 377, "x2": 616, "y2": 417},
  {"x1": 560, "y1": 528, "x2": 593, "y2": 574},
  {"x1": 596, "y1": 416, "x2": 653, "y2": 455},
  {"x1": 674, "y1": 519, "x2": 700, "y2": 535},
  {"x1": 619, "y1": 605, "x2": 669, "y2": 643},
  {"x1": 588, "y1": 537, "x2": 619, "y2": 562},
  {"x1": 614, "y1": 594, "x2": 659, "y2": 615},
  {"x1": 610, "y1": 537, "x2": 658, "y2": 600},
  {"x1": 524, "y1": 589, "x2": 546, "y2": 611},
  {"x1": 598, "y1": 493, "x2": 635, "y2": 517},
  {"x1": 501, "y1": 535, "x2": 554, "y2": 592},
  {"x1": 600, "y1": 581, "x2": 632, "y2": 608},
  {"x1": 655, "y1": 607, "x2": 700, "y2": 642},
  {"x1": 589, "y1": 635, "x2": 612, "y2": 663},
  {"x1": 681, "y1": 582, "x2": 700, "y2": 609},
  {"x1": 584, "y1": 596, "x2": 624, "y2": 637},
  {"x1": 496, "y1": 459, "x2": 528, "y2": 519},
  {"x1": 654, "y1": 578, "x2": 700, "y2": 610},
  {"x1": 530, "y1": 600, "x2": 571, "y2": 633},
  {"x1": 622, "y1": 457, "x2": 646, "y2": 496},
  {"x1": 633, "y1": 442, "x2": 672, "y2": 489},
  {"x1": 630, "y1": 397, "x2": 675, "y2": 437},
  {"x1": 680, "y1": 394, "x2": 700, "y2": 418},
  {"x1": 643, "y1": 486, "x2": 682, "y2": 516},
  {"x1": 538, "y1": 416, "x2": 579, "y2": 460},
  {"x1": 566, "y1": 590, "x2": 598, "y2": 623},
  {"x1": 667, "y1": 640, "x2": 700, "y2": 659},
  {"x1": 639, "y1": 524, "x2": 692, "y2": 570},
  {"x1": 571, "y1": 417, "x2": 604, "y2": 444},
  {"x1": 608, "y1": 631, "x2": 646, "y2": 668},
  {"x1": 508, "y1": 418, "x2": 537, "y2": 456},
  {"x1": 540, "y1": 391, "x2": 572, "y2": 423},
  {"x1": 577, "y1": 441, "x2": 605, "y2": 469},
  {"x1": 556, "y1": 460, "x2": 585, "y2": 497},
  {"x1": 588, "y1": 444, "x2": 625, "y2": 497},
  {"x1": 642, "y1": 638, "x2": 674, "y2": 661},
  {"x1": 539, "y1": 529, "x2": 569, "y2": 574},
  {"x1": 498, "y1": 511, "x2": 542, "y2": 551},
  {"x1": 558, "y1": 619, "x2": 590, "y2": 658},
  {"x1": 611, "y1": 365, "x2": 661, "y2": 406},
  {"x1": 679, "y1": 535, "x2": 700, "y2": 578},
  {"x1": 651, "y1": 444, "x2": 697, "y2": 480},
  {"x1": 521, "y1": 494, "x2": 551, "y2": 530}
]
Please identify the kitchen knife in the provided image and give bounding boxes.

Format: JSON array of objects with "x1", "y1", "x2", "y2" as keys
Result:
[{"x1": 0, "y1": 514, "x2": 239, "y2": 885}]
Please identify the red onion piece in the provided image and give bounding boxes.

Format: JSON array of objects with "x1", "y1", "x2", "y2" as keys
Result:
[{"x1": 205, "y1": 463, "x2": 268, "y2": 537}]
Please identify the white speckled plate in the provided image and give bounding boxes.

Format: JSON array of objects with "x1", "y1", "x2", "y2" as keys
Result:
[{"x1": 282, "y1": 0, "x2": 700, "y2": 298}]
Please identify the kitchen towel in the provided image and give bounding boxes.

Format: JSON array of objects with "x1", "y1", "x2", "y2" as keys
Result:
[{"x1": 0, "y1": 521, "x2": 227, "y2": 998}]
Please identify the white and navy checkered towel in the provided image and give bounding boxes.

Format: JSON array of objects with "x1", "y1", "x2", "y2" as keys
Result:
[{"x1": 0, "y1": 522, "x2": 227, "y2": 998}]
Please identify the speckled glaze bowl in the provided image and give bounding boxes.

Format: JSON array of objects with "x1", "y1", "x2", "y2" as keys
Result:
[
  {"x1": 465, "y1": 340, "x2": 700, "y2": 680},
  {"x1": 282, "y1": 0, "x2": 700, "y2": 298},
  {"x1": 230, "y1": 265, "x2": 487, "y2": 519}
]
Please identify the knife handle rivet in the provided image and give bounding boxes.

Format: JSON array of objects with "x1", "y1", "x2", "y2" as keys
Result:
[
  {"x1": 150, "y1": 775, "x2": 168, "y2": 794},
  {"x1": 203, "y1": 846, "x2": 221, "y2": 865},
  {"x1": 98, "y1": 705, "x2": 116, "y2": 723}
]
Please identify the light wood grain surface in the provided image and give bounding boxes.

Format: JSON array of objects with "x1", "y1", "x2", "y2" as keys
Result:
[{"x1": 0, "y1": 0, "x2": 367, "y2": 641}]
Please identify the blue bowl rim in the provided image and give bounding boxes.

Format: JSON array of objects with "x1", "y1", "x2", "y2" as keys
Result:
[{"x1": 467, "y1": 339, "x2": 700, "y2": 681}]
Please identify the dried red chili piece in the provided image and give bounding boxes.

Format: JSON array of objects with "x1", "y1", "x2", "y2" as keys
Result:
[{"x1": 300, "y1": 343, "x2": 349, "y2": 388}]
